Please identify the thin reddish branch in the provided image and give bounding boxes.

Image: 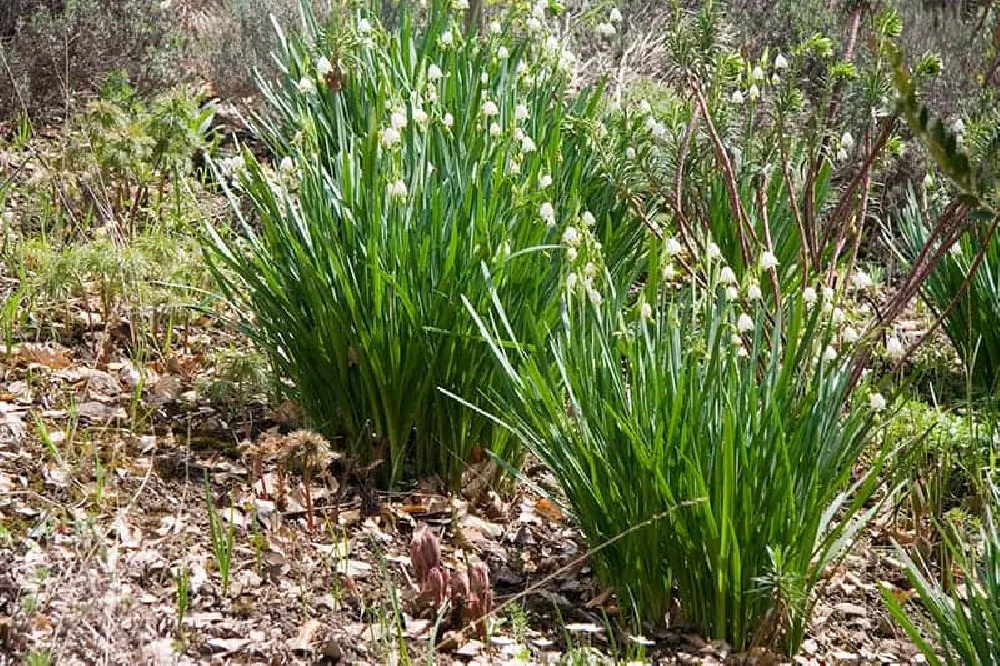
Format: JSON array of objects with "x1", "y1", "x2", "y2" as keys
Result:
[
  {"x1": 692, "y1": 84, "x2": 753, "y2": 266},
  {"x1": 892, "y1": 215, "x2": 1000, "y2": 374}
]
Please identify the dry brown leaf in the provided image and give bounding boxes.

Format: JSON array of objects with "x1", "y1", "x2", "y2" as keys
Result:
[
  {"x1": 535, "y1": 497, "x2": 563, "y2": 522},
  {"x1": 19, "y1": 344, "x2": 72, "y2": 369}
]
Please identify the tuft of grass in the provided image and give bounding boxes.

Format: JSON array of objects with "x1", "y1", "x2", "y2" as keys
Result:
[
  {"x1": 461, "y1": 244, "x2": 889, "y2": 654},
  {"x1": 882, "y1": 482, "x2": 1000, "y2": 666},
  {"x1": 204, "y1": 0, "x2": 645, "y2": 487},
  {"x1": 204, "y1": 477, "x2": 235, "y2": 597},
  {"x1": 896, "y1": 186, "x2": 1000, "y2": 389}
]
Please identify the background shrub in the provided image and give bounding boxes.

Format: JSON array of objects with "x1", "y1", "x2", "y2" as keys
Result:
[{"x1": 0, "y1": 0, "x2": 184, "y2": 120}]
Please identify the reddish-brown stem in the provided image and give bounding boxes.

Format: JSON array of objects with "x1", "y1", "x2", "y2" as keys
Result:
[
  {"x1": 692, "y1": 85, "x2": 753, "y2": 266},
  {"x1": 779, "y1": 135, "x2": 811, "y2": 276},
  {"x1": 304, "y1": 466, "x2": 315, "y2": 532},
  {"x1": 892, "y1": 215, "x2": 1000, "y2": 374}
]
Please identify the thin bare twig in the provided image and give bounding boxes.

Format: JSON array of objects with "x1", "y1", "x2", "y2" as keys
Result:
[{"x1": 438, "y1": 497, "x2": 707, "y2": 651}]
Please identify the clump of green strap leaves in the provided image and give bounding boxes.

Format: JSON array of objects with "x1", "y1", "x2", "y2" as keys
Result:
[
  {"x1": 203, "y1": 0, "x2": 645, "y2": 487},
  {"x1": 877, "y1": 40, "x2": 1000, "y2": 665},
  {"x1": 458, "y1": 239, "x2": 890, "y2": 654},
  {"x1": 891, "y1": 41, "x2": 1000, "y2": 387}
]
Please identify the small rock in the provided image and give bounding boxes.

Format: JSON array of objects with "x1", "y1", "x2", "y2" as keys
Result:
[
  {"x1": 834, "y1": 601, "x2": 867, "y2": 618},
  {"x1": 205, "y1": 637, "x2": 248, "y2": 654},
  {"x1": 320, "y1": 636, "x2": 344, "y2": 659},
  {"x1": 831, "y1": 650, "x2": 859, "y2": 664},
  {"x1": 288, "y1": 619, "x2": 323, "y2": 652},
  {"x1": 76, "y1": 401, "x2": 127, "y2": 422}
]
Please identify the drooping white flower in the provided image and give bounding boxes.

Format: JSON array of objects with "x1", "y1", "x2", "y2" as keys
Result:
[
  {"x1": 498, "y1": 46, "x2": 510, "y2": 60},
  {"x1": 480, "y1": 70, "x2": 489, "y2": 84},
  {"x1": 625, "y1": 146, "x2": 637, "y2": 160},
  {"x1": 589, "y1": 289, "x2": 603, "y2": 306},
  {"x1": 427, "y1": 63, "x2": 443, "y2": 81},
  {"x1": 597, "y1": 21, "x2": 616, "y2": 36},
  {"x1": 720, "y1": 266, "x2": 737, "y2": 284},
  {"x1": 296, "y1": 76, "x2": 316, "y2": 94},
  {"x1": 442, "y1": 112, "x2": 454, "y2": 128},
  {"x1": 869, "y1": 392, "x2": 887, "y2": 411},
  {"x1": 538, "y1": 173, "x2": 553, "y2": 189},
  {"x1": 515, "y1": 104, "x2": 529, "y2": 121},
  {"x1": 737, "y1": 345, "x2": 749, "y2": 358},
  {"x1": 532, "y1": 0, "x2": 547, "y2": 17},
  {"x1": 581, "y1": 211, "x2": 595, "y2": 227},
  {"x1": 584, "y1": 262, "x2": 596, "y2": 278},
  {"x1": 544, "y1": 35, "x2": 560, "y2": 53},
  {"x1": 566, "y1": 272, "x2": 578, "y2": 290},
  {"x1": 540, "y1": 201, "x2": 555, "y2": 225},
  {"x1": 751, "y1": 65, "x2": 765, "y2": 81},
  {"x1": 381, "y1": 126, "x2": 401, "y2": 146},
  {"x1": 391, "y1": 109, "x2": 407, "y2": 130},
  {"x1": 822, "y1": 286, "x2": 835, "y2": 301},
  {"x1": 453, "y1": 0, "x2": 469, "y2": 9},
  {"x1": 748, "y1": 84, "x2": 760, "y2": 101},
  {"x1": 953, "y1": 118, "x2": 966, "y2": 135},
  {"x1": 358, "y1": 17, "x2": 372, "y2": 34},
  {"x1": 747, "y1": 283, "x2": 762, "y2": 300},
  {"x1": 662, "y1": 263, "x2": 676, "y2": 281},
  {"x1": 567, "y1": 246, "x2": 578, "y2": 261},
  {"x1": 760, "y1": 250, "x2": 778, "y2": 271},
  {"x1": 840, "y1": 131, "x2": 855, "y2": 152},
  {"x1": 387, "y1": 179, "x2": 408, "y2": 199},
  {"x1": 852, "y1": 270, "x2": 873, "y2": 290},
  {"x1": 737, "y1": 312, "x2": 754, "y2": 333},
  {"x1": 562, "y1": 226, "x2": 581, "y2": 246},
  {"x1": 665, "y1": 237, "x2": 683, "y2": 256},
  {"x1": 638, "y1": 99, "x2": 652, "y2": 115},
  {"x1": 513, "y1": 127, "x2": 525, "y2": 142},
  {"x1": 279, "y1": 156, "x2": 294, "y2": 173},
  {"x1": 482, "y1": 100, "x2": 499, "y2": 117},
  {"x1": 526, "y1": 16, "x2": 542, "y2": 31},
  {"x1": 490, "y1": 122, "x2": 502, "y2": 137},
  {"x1": 726, "y1": 286, "x2": 739, "y2": 300},
  {"x1": 520, "y1": 135, "x2": 537, "y2": 153},
  {"x1": 886, "y1": 336, "x2": 905, "y2": 358},
  {"x1": 439, "y1": 30, "x2": 454, "y2": 46},
  {"x1": 610, "y1": 7, "x2": 623, "y2": 22},
  {"x1": 489, "y1": 21, "x2": 502, "y2": 35},
  {"x1": 774, "y1": 53, "x2": 789, "y2": 70},
  {"x1": 842, "y1": 326, "x2": 859, "y2": 344},
  {"x1": 803, "y1": 287, "x2": 818, "y2": 305},
  {"x1": 823, "y1": 345, "x2": 838, "y2": 361},
  {"x1": 707, "y1": 242, "x2": 722, "y2": 259},
  {"x1": 640, "y1": 301, "x2": 653, "y2": 320},
  {"x1": 832, "y1": 307, "x2": 846, "y2": 324},
  {"x1": 413, "y1": 107, "x2": 429, "y2": 126},
  {"x1": 771, "y1": 73, "x2": 781, "y2": 85},
  {"x1": 316, "y1": 56, "x2": 334, "y2": 77},
  {"x1": 731, "y1": 90, "x2": 744, "y2": 104}
]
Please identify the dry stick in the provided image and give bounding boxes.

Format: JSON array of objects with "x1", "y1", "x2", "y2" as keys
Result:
[
  {"x1": 692, "y1": 85, "x2": 753, "y2": 266},
  {"x1": 778, "y1": 134, "x2": 811, "y2": 276},
  {"x1": 848, "y1": 203, "x2": 971, "y2": 388},
  {"x1": 828, "y1": 124, "x2": 875, "y2": 286},
  {"x1": 437, "y1": 499, "x2": 707, "y2": 651},
  {"x1": 822, "y1": 3, "x2": 863, "y2": 137},
  {"x1": 841, "y1": 129, "x2": 875, "y2": 292},
  {"x1": 822, "y1": 117, "x2": 897, "y2": 253},
  {"x1": 804, "y1": 2, "x2": 865, "y2": 265},
  {"x1": 892, "y1": 214, "x2": 1000, "y2": 374},
  {"x1": 672, "y1": 102, "x2": 702, "y2": 258}
]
